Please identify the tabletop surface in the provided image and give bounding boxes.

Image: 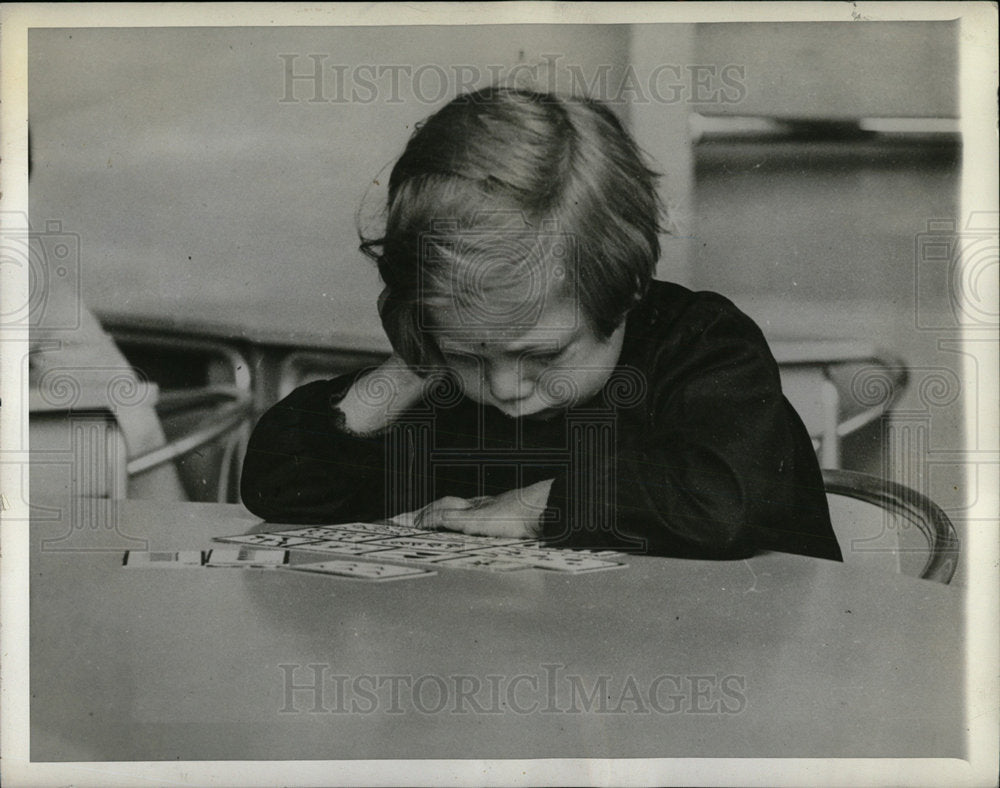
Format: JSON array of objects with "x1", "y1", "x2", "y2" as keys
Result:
[{"x1": 29, "y1": 495, "x2": 964, "y2": 762}]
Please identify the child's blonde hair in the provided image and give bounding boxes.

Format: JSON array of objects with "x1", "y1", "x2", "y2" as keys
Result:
[{"x1": 359, "y1": 86, "x2": 663, "y2": 369}]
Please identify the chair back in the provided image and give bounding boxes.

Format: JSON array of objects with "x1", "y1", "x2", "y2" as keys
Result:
[
  {"x1": 111, "y1": 331, "x2": 255, "y2": 503},
  {"x1": 823, "y1": 469, "x2": 959, "y2": 584},
  {"x1": 779, "y1": 352, "x2": 907, "y2": 469},
  {"x1": 780, "y1": 366, "x2": 840, "y2": 466}
]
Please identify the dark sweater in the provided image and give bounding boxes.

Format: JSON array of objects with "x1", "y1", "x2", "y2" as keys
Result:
[{"x1": 240, "y1": 281, "x2": 841, "y2": 561}]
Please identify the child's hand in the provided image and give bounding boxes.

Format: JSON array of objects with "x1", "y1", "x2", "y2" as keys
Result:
[
  {"x1": 337, "y1": 354, "x2": 426, "y2": 434},
  {"x1": 404, "y1": 479, "x2": 555, "y2": 539}
]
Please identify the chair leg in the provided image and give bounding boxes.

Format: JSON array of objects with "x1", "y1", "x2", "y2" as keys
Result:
[{"x1": 820, "y1": 378, "x2": 841, "y2": 468}]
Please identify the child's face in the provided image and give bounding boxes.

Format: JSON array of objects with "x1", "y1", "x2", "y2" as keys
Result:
[{"x1": 432, "y1": 294, "x2": 626, "y2": 420}]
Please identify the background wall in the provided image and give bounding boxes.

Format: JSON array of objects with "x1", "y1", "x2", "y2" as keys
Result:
[
  {"x1": 29, "y1": 25, "x2": 632, "y2": 346},
  {"x1": 681, "y1": 22, "x2": 964, "y2": 582},
  {"x1": 694, "y1": 21, "x2": 957, "y2": 119}
]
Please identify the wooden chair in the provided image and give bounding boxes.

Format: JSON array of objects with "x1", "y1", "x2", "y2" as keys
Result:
[
  {"x1": 823, "y1": 468, "x2": 959, "y2": 584},
  {"x1": 780, "y1": 351, "x2": 908, "y2": 469},
  {"x1": 111, "y1": 331, "x2": 255, "y2": 503},
  {"x1": 126, "y1": 384, "x2": 254, "y2": 503}
]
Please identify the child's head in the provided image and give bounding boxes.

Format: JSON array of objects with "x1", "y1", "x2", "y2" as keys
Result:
[{"x1": 360, "y1": 86, "x2": 662, "y2": 416}]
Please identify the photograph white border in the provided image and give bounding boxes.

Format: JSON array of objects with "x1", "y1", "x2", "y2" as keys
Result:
[{"x1": 2, "y1": 3, "x2": 997, "y2": 786}]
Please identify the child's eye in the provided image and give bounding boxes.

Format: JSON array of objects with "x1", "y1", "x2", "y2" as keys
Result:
[
  {"x1": 442, "y1": 353, "x2": 477, "y2": 367},
  {"x1": 523, "y1": 350, "x2": 562, "y2": 365}
]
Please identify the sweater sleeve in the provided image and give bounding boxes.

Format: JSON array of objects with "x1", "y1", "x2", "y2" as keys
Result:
[
  {"x1": 240, "y1": 374, "x2": 392, "y2": 524},
  {"x1": 541, "y1": 300, "x2": 838, "y2": 560}
]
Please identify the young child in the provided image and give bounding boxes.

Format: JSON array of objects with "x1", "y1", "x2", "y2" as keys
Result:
[{"x1": 241, "y1": 86, "x2": 842, "y2": 561}]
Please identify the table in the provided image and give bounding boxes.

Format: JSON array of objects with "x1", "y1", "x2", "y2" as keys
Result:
[
  {"x1": 30, "y1": 494, "x2": 964, "y2": 762},
  {"x1": 28, "y1": 368, "x2": 158, "y2": 500},
  {"x1": 98, "y1": 299, "x2": 391, "y2": 355},
  {"x1": 26, "y1": 335, "x2": 190, "y2": 501}
]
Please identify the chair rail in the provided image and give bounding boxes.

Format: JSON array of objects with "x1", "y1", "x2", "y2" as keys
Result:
[
  {"x1": 835, "y1": 352, "x2": 909, "y2": 437},
  {"x1": 822, "y1": 468, "x2": 959, "y2": 584},
  {"x1": 126, "y1": 393, "x2": 254, "y2": 477}
]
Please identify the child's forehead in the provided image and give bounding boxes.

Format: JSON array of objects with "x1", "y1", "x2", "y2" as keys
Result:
[{"x1": 431, "y1": 294, "x2": 584, "y2": 351}]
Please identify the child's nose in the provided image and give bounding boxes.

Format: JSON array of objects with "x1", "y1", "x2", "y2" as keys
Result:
[{"x1": 487, "y1": 363, "x2": 532, "y2": 403}]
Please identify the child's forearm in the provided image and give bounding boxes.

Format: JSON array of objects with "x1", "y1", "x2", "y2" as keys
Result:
[{"x1": 336, "y1": 354, "x2": 426, "y2": 434}]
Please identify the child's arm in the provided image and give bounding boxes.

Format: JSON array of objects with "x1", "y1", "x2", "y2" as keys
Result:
[
  {"x1": 240, "y1": 355, "x2": 425, "y2": 523},
  {"x1": 336, "y1": 354, "x2": 426, "y2": 434},
  {"x1": 412, "y1": 296, "x2": 836, "y2": 560},
  {"x1": 534, "y1": 300, "x2": 838, "y2": 560}
]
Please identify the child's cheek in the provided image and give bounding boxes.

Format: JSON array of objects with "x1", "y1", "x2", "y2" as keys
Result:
[
  {"x1": 454, "y1": 367, "x2": 485, "y2": 403},
  {"x1": 534, "y1": 367, "x2": 577, "y2": 408}
]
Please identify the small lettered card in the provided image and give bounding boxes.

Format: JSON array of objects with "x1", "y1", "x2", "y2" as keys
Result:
[
  {"x1": 472, "y1": 547, "x2": 628, "y2": 573},
  {"x1": 213, "y1": 532, "x2": 325, "y2": 549},
  {"x1": 205, "y1": 547, "x2": 289, "y2": 568},
  {"x1": 262, "y1": 526, "x2": 391, "y2": 544},
  {"x1": 123, "y1": 550, "x2": 205, "y2": 568},
  {"x1": 520, "y1": 551, "x2": 628, "y2": 573},
  {"x1": 288, "y1": 541, "x2": 395, "y2": 557},
  {"x1": 435, "y1": 553, "x2": 529, "y2": 572},
  {"x1": 284, "y1": 559, "x2": 436, "y2": 582}
]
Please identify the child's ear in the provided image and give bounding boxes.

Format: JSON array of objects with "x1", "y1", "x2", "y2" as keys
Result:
[
  {"x1": 377, "y1": 286, "x2": 419, "y2": 371},
  {"x1": 614, "y1": 286, "x2": 647, "y2": 327}
]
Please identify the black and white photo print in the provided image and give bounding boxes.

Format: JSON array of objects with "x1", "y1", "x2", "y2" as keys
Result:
[{"x1": 1, "y1": 3, "x2": 996, "y2": 787}]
